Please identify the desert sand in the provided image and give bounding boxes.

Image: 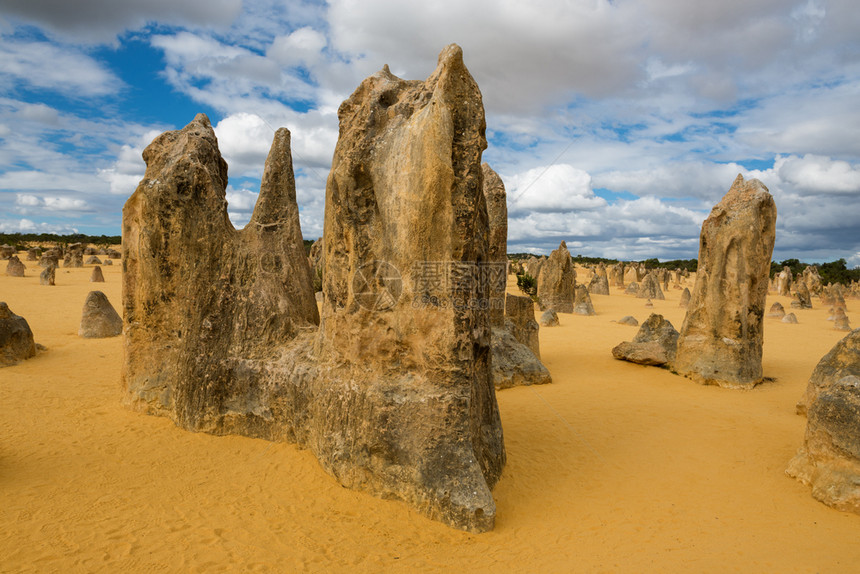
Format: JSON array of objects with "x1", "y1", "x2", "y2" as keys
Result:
[{"x1": 2, "y1": 261, "x2": 859, "y2": 572}]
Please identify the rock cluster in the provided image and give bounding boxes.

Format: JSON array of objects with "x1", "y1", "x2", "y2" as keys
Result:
[
  {"x1": 122, "y1": 46, "x2": 505, "y2": 532},
  {"x1": 673, "y1": 175, "x2": 776, "y2": 389},
  {"x1": 0, "y1": 302, "x2": 36, "y2": 367}
]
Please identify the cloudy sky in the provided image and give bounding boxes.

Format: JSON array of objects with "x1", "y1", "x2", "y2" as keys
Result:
[{"x1": 1, "y1": 0, "x2": 859, "y2": 264}]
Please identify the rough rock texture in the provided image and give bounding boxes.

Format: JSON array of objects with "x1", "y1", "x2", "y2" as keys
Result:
[
  {"x1": 673, "y1": 175, "x2": 776, "y2": 389},
  {"x1": 792, "y1": 281, "x2": 812, "y2": 309},
  {"x1": 64, "y1": 251, "x2": 83, "y2": 268},
  {"x1": 624, "y1": 282, "x2": 639, "y2": 295},
  {"x1": 787, "y1": 330, "x2": 860, "y2": 514},
  {"x1": 491, "y1": 295, "x2": 551, "y2": 389},
  {"x1": 611, "y1": 314, "x2": 679, "y2": 366},
  {"x1": 573, "y1": 285, "x2": 596, "y2": 316},
  {"x1": 637, "y1": 272, "x2": 665, "y2": 300},
  {"x1": 80, "y1": 291, "x2": 123, "y2": 338},
  {"x1": 26, "y1": 247, "x2": 40, "y2": 261},
  {"x1": 39, "y1": 251, "x2": 59, "y2": 268},
  {"x1": 0, "y1": 245, "x2": 13, "y2": 259},
  {"x1": 783, "y1": 313, "x2": 799, "y2": 324},
  {"x1": 123, "y1": 46, "x2": 506, "y2": 533},
  {"x1": 777, "y1": 267, "x2": 793, "y2": 297},
  {"x1": 768, "y1": 301, "x2": 786, "y2": 318},
  {"x1": 797, "y1": 328, "x2": 860, "y2": 415},
  {"x1": 540, "y1": 309, "x2": 560, "y2": 327},
  {"x1": 86, "y1": 255, "x2": 103, "y2": 265},
  {"x1": 483, "y1": 164, "x2": 508, "y2": 327},
  {"x1": 623, "y1": 266, "x2": 638, "y2": 286},
  {"x1": 90, "y1": 266, "x2": 105, "y2": 283},
  {"x1": 308, "y1": 237, "x2": 323, "y2": 292},
  {"x1": 504, "y1": 294, "x2": 541, "y2": 359},
  {"x1": 40, "y1": 264, "x2": 55, "y2": 286},
  {"x1": 803, "y1": 266, "x2": 823, "y2": 295},
  {"x1": 537, "y1": 241, "x2": 575, "y2": 313},
  {"x1": 103, "y1": 259, "x2": 113, "y2": 266},
  {"x1": 618, "y1": 316, "x2": 639, "y2": 326},
  {"x1": 0, "y1": 302, "x2": 36, "y2": 367},
  {"x1": 835, "y1": 315, "x2": 852, "y2": 331},
  {"x1": 6, "y1": 255, "x2": 25, "y2": 277},
  {"x1": 679, "y1": 287, "x2": 691, "y2": 308},
  {"x1": 588, "y1": 273, "x2": 610, "y2": 295}
]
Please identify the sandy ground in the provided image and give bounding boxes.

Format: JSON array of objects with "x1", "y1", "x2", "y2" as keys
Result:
[{"x1": 2, "y1": 260, "x2": 859, "y2": 573}]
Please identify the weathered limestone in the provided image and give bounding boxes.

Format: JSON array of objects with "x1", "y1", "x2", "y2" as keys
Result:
[
  {"x1": 308, "y1": 237, "x2": 323, "y2": 292},
  {"x1": 573, "y1": 285, "x2": 596, "y2": 316},
  {"x1": 6, "y1": 255, "x2": 25, "y2": 277},
  {"x1": 637, "y1": 271, "x2": 665, "y2": 300},
  {"x1": 835, "y1": 315, "x2": 852, "y2": 331},
  {"x1": 123, "y1": 46, "x2": 506, "y2": 533},
  {"x1": 787, "y1": 330, "x2": 860, "y2": 514},
  {"x1": 767, "y1": 301, "x2": 786, "y2": 318},
  {"x1": 0, "y1": 245, "x2": 13, "y2": 259},
  {"x1": 783, "y1": 312, "x2": 798, "y2": 324},
  {"x1": 317, "y1": 45, "x2": 504, "y2": 530},
  {"x1": 26, "y1": 247, "x2": 40, "y2": 261},
  {"x1": 0, "y1": 302, "x2": 36, "y2": 367},
  {"x1": 40, "y1": 264, "x2": 55, "y2": 286},
  {"x1": 797, "y1": 328, "x2": 860, "y2": 415},
  {"x1": 803, "y1": 266, "x2": 823, "y2": 295},
  {"x1": 540, "y1": 309, "x2": 560, "y2": 327},
  {"x1": 90, "y1": 266, "x2": 105, "y2": 282},
  {"x1": 483, "y1": 166, "x2": 549, "y2": 388},
  {"x1": 679, "y1": 287, "x2": 691, "y2": 308},
  {"x1": 777, "y1": 267, "x2": 793, "y2": 297},
  {"x1": 80, "y1": 291, "x2": 123, "y2": 338},
  {"x1": 86, "y1": 255, "x2": 103, "y2": 265},
  {"x1": 792, "y1": 281, "x2": 812, "y2": 309},
  {"x1": 491, "y1": 294, "x2": 551, "y2": 389},
  {"x1": 483, "y1": 163, "x2": 508, "y2": 327},
  {"x1": 39, "y1": 251, "x2": 59, "y2": 268},
  {"x1": 611, "y1": 313, "x2": 679, "y2": 366},
  {"x1": 537, "y1": 241, "x2": 575, "y2": 313},
  {"x1": 624, "y1": 282, "x2": 639, "y2": 295},
  {"x1": 673, "y1": 175, "x2": 776, "y2": 389},
  {"x1": 64, "y1": 251, "x2": 83, "y2": 268},
  {"x1": 617, "y1": 316, "x2": 639, "y2": 326},
  {"x1": 588, "y1": 273, "x2": 610, "y2": 295}
]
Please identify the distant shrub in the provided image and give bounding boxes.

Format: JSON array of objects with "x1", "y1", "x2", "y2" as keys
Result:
[{"x1": 516, "y1": 272, "x2": 537, "y2": 296}]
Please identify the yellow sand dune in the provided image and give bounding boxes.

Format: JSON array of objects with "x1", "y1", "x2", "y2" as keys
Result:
[{"x1": 2, "y1": 262, "x2": 858, "y2": 572}]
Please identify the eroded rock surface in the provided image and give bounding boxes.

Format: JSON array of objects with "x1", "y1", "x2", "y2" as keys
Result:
[
  {"x1": 788, "y1": 330, "x2": 860, "y2": 515},
  {"x1": 122, "y1": 46, "x2": 505, "y2": 533},
  {"x1": 612, "y1": 313, "x2": 679, "y2": 366},
  {"x1": 673, "y1": 175, "x2": 776, "y2": 388},
  {"x1": 0, "y1": 302, "x2": 36, "y2": 367},
  {"x1": 492, "y1": 295, "x2": 551, "y2": 389},
  {"x1": 538, "y1": 241, "x2": 575, "y2": 313},
  {"x1": 80, "y1": 291, "x2": 122, "y2": 338},
  {"x1": 573, "y1": 285, "x2": 596, "y2": 316},
  {"x1": 6, "y1": 255, "x2": 25, "y2": 277}
]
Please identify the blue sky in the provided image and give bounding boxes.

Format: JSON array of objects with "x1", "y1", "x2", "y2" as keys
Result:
[{"x1": 1, "y1": 0, "x2": 859, "y2": 265}]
